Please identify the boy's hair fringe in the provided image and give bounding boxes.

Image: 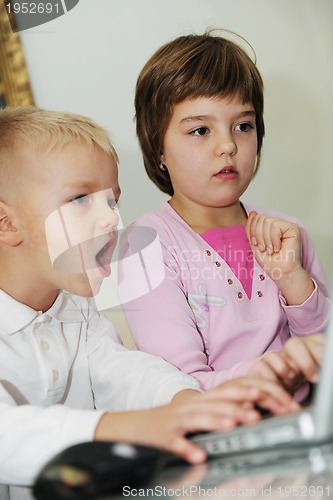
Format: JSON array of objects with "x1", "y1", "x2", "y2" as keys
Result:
[{"x1": 0, "y1": 106, "x2": 118, "y2": 163}]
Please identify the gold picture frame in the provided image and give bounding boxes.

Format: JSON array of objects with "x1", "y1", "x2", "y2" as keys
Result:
[{"x1": 0, "y1": 1, "x2": 34, "y2": 107}]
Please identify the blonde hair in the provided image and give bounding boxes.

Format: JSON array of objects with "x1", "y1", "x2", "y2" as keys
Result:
[
  {"x1": 0, "y1": 106, "x2": 118, "y2": 160},
  {"x1": 0, "y1": 106, "x2": 119, "y2": 200}
]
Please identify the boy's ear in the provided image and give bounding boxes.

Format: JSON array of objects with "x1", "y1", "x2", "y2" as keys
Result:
[{"x1": 0, "y1": 202, "x2": 23, "y2": 246}]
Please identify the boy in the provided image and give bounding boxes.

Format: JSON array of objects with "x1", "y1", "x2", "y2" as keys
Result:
[{"x1": 0, "y1": 107, "x2": 300, "y2": 493}]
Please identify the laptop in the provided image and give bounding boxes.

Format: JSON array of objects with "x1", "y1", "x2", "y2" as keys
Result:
[{"x1": 190, "y1": 315, "x2": 333, "y2": 457}]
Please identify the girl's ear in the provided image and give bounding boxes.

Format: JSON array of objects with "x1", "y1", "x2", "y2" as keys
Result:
[
  {"x1": 159, "y1": 153, "x2": 167, "y2": 171},
  {"x1": 0, "y1": 202, "x2": 23, "y2": 246}
]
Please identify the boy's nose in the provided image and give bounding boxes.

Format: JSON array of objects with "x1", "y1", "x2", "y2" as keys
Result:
[{"x1": 99, "y1": 203, "x2": 119, "y2": 231}]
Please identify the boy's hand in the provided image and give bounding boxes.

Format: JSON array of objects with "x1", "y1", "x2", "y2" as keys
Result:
[
  {"x1": 246, "y1": 211, "x2": 315, "y2": 304},
  {"x1": 95, "y1": 377, "x2": 300, "y2": 465},
  {"x1": 249, "y1": 334, "x2": 324, "y2": 392}
]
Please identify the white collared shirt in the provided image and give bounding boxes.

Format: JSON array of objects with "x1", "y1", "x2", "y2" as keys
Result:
[{"x1": 0, "y1": 290, "x2": 199, "y2": 488}]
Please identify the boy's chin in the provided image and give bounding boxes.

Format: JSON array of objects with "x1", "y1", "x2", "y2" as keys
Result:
[
  {"x1": 64, "y1": 275, "x2": 103, "y2": 298},
  {"x1": 81, "y1": 281, "x2": 103, "y2": 298}
]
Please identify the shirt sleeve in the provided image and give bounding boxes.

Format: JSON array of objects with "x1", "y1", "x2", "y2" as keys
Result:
[
  {"x1": 85, "y1": 306, "x2": 201, "y2": 411},
  {"x1": 0, "y1": 300, "x2": 200, "y2": 487},
  {"x1": 280, "y1": 225, "x2": 331, "y2": 335},
  {"x1": 0, "y1": 384, "x2": 104, "y2": 486}
]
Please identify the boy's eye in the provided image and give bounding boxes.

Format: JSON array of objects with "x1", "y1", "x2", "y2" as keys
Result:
[
  {"x1": 71, "y1": 195, "x2": 91, "y2": 206},
  {"x1": 235, "y1": 122, "x2": 254, "y2": 132},
  {"x1": 190, "y1": 127, "x2": 210, "y2": 137}
]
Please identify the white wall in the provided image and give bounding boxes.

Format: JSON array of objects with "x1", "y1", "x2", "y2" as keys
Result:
[{"x1": 20, "y1": 0, "x2": 333, "y2": 284}]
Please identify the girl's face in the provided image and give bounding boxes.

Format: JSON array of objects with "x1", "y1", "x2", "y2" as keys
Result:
[{"x1": 161, "y1": 95, "x2": 258, "y2": 214}]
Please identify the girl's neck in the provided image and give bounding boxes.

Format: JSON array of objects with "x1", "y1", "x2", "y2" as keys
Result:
[{"x1": 168, "y1": 198, "x2": 247, "y2": 234}]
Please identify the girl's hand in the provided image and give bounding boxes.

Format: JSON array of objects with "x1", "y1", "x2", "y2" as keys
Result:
[
  {"x1": 246, "y1": 211, "x2": 315, "y2": 305},
  {"x1": 277, "y1": 334, "x2": 323, "y2": 384},
  {"x1": 95, "y1": 378, "x2": 300, "y2": 465},
  {"x1": 246, "y1": 211, "x2": 302, "y2": 275},
  {"x1": 249, "y1": 334, "x2": 324, "y2": 392},
  {"x1": 200, "y1": 377, "x2": 300, "y2": 416},
  {"x1": 249, "y1": 351, "x2": 305, "y2": 393}
]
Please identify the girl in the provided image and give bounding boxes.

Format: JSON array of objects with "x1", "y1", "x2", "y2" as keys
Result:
[{"x1": 120, "y1": 31, "x2": 330, "y2": 392}]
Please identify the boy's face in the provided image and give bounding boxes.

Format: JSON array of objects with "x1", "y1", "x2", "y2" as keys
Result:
[{"x1": 15, "y1": 142, "x2": 121, "y2": 299}]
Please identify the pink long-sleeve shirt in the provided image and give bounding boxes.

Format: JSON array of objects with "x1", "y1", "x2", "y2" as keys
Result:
[{"x1": 120, "y1": 202, "x2": 331, "y2": 391}]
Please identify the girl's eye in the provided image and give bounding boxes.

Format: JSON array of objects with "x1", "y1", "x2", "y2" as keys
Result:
[
  {"x1": 71, "y1": 195, "x2": 91, "y2": 206},
  {"x1": 108, "y1": 199, "x2": 119, "y2": 211},
  {"x1": 235, "y1": 122, "x2": 254, "y2": 132},
  {"x1": 190, "y1": 127, "x2": 210, "y2": 137}
]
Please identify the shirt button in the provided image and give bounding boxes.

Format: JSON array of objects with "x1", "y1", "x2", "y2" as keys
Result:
[
  {"x1": 257, "y1": 291, "x2": 263, "y2": 298},
  {"x1": 227, "y1": 278, "x2": 233, "y2": 285},
  {"x1": 214, "y1": 261, "x2": 221, "y2": 267},
  {"x1": 259, "y1": 274, "x2": 265, "y2": 281},
  {"x1": 52, "y1": 370, "x2": 59, "y2": 382},
  {"x1": 41, "y1": 341, "x2": 49, "y2": 351},
  {"x1": 205, "y1": 250, "x2": 212, "y2": 256},
  {"x1": 237, "y1": 292, "x2": 243, "y2": 299}
]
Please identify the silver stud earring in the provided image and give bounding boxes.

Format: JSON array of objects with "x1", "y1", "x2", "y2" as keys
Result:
[{"x1": 159, "y1": 162, "x2": 167, "y2": 171}]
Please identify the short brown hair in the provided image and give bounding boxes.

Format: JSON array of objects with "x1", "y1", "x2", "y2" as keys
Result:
[{"x1": 135, "y1": 31, "x2": 265, "y2": 196}]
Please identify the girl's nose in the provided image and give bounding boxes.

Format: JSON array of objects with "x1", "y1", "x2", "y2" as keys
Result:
[{"x1": 215, "y1": 132, "x2": 237, "y2": 156}]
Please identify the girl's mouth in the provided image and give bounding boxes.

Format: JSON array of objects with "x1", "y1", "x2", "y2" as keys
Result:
[{"x1": 215, "y1": 167, "x2": 238, "y2": 179}]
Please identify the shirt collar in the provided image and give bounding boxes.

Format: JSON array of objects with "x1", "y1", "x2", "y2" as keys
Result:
[{"x1": 0, "y1": 290, "x2": 85, "y2": 335}]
